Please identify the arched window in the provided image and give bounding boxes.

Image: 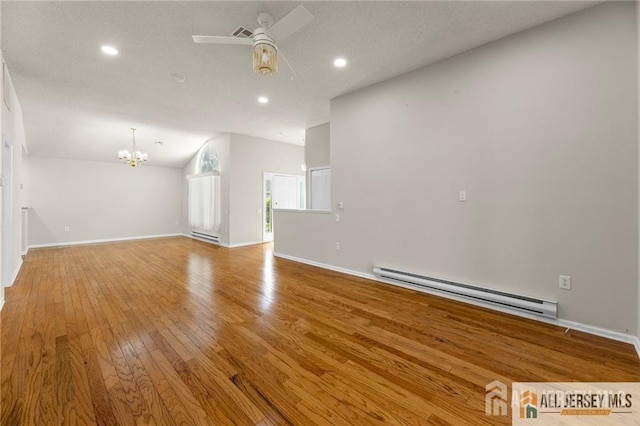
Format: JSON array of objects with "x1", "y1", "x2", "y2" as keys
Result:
[{"x1": 196, "y1": 144, "x2": 219, "y2": 174}]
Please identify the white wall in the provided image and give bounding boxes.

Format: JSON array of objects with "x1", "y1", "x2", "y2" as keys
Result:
[
  {"x1": 1, "y1": 53, "x2": 27, "y2": 288},
  {"x1": 637, "y1": 0, "x2": 640, "y2": 344},
  {"x1": 27, "y1": 156, "x2": 182, "y2": 246},
  {"x1": 0, "y1": 12, "x2": 4, "y2": 304},
  {"x1": 274, "y1": 210, "x2": 334, "y2": 262},
  {"x1": 276, "y1": 2, "x2": 639, "y2": 334},
  {"x1": 229, "y1": 133, "x2": 304, "y2": 246}
]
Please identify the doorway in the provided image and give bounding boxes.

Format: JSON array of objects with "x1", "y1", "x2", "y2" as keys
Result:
[{"x1": 263, "y1": 173, "x2": 305, "y2": 241}]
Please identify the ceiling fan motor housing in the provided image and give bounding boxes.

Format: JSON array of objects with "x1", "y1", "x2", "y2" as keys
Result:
[{"x1": 256, "y1": 12, "x2": 274, "y2": 28}]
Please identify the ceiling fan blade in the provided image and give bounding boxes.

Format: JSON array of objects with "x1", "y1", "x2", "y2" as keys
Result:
[
  {"x1": 192, "y1": 35, "x2": 253, "y2": 45},
  {"x1": 279, "y1": 51, "x2": 298, "y2": 81},
  {"x1": 268, "y1": 5, "x2": 314, "y2": 42}
]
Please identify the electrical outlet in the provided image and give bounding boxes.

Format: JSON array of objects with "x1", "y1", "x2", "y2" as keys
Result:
[
  {"x1": 335, "y1": 214, "x2": 340, "y2": 222},
  {"x1": 64, "y1": 226, "x2": 70, "y2": 233},
  {"x1": 335, "y1": 242, "x2": 340, "y2": 251},
  {"x1": 459, "y1": 191, "x2": 467, "y2": 202},
  {"x1": 559, "y1": 275, "x2": 571, "y2": 290}
]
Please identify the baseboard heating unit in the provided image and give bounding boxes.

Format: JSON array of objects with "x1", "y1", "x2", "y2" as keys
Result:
[
  {"x1": 191, "y1": 231, "x2": 220, "y2": 244},
  {"x1": 373, "y1": 266, "x2": 557, "y2": 319}
]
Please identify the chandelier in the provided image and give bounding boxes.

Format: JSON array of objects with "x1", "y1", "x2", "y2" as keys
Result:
[{"x1": 118, "y1": 128, "x2": 148, "y2": 167}]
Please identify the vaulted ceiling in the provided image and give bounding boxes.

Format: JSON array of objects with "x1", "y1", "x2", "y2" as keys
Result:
[{"x1": 2, "y1": 1, "x2": 597, "y2": 167}]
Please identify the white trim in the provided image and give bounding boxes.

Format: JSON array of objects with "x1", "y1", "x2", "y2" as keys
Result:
[
  {"x1": 273, "y1": 252, "x2": 640, "y2": 358},
  {"x1": 274, "y1": 208, "x2": 331, "y2": 214},
  {"x1": 186, "y1": 171, "x2": 220, "y2": 179},
  {"x1": 28, "y1": 233, "x2": 183, "y2": 249},
  {"x1": 273, "y1": 252, "x2": 375, "y2": 281},
  {"x1": 12, "y1": 257, "x2": 23, "y2": 285},
  {"x1": 226, "y1": 240, "x2": 267, "y2": 249},
  {"x1": 182, "y1": 233, "x2": 266, "y2": 249},
  {"x1": 21, "y1": 247, "x2": 29, "y2": 256},
  {"x1": 0, "y1": 299, "x2": 4, "y2": 312},
  {"x1": 4, "y1": 257, "x2": 23, "y2": 288},
  {"x1": 633, "y1": 336, "x2": 640, "y2": 359}
]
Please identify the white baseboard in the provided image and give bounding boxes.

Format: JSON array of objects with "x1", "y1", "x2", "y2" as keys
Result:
[
  {"x1": 4, "y1": 257, "x2": 24, "y2": 288},
  {"x1": 11, "y1": 258, "x2": 23, "y2": 286},
  {"x1": 226, "y1": 240, "x2": 268, "y2": 248},
  {"x1": 0, "y1": 298, "x2": 4, "y2": 312},
  {"x1": 632, "y1": 336, "x2": 640, "y2": 359},
  {"x1": 182, "y1": 233, "x2": 267, "y2": 249},
  {"x1": 273, "y1": 252, "x2": 640, "y2": 359},
  {"x1": 29, "y1": 233, "x2": 183, "y2": 249}
]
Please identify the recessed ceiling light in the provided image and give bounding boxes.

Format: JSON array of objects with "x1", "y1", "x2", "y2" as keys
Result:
[
  {"x1": 101, "y1": 45, "x2": 119, "y2": 56},
  {"x1": 258, "y1": 96, "x2": 269, "y2": 104},
  {"x1": 333, "y1": 58, "x2": 347, "y2": 68}
]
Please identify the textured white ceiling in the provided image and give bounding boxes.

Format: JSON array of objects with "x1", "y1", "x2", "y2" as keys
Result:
[{"x1": 2, "y1": 1, "x2": 597, "y2": 168}]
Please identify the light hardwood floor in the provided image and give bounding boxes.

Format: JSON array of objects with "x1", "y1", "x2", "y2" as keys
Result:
[{"x1": 1, "y1": 237, "x2": 639, "y2": 425}]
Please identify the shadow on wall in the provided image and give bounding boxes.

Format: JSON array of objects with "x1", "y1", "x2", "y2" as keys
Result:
[{"x1": 27, "y1": 209, "x2": 56, "y2": 246}]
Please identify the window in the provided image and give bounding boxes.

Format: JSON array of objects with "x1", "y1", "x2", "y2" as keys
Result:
[
  {"x1": 188, "y1": 143, "x2": 221, "y2": 233},
  {"x1": 197, "y1": 144, "x2": 219, "y2": 174}
]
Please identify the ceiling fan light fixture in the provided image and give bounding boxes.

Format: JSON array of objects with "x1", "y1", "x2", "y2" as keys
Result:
[{"x1": 253, "y1": 33, "x2": 277, "y2": 75}]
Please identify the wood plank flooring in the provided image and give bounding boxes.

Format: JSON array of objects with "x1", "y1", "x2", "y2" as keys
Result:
[{"x1": 1, "y1": 236, "x2": 639, "y2": 425}]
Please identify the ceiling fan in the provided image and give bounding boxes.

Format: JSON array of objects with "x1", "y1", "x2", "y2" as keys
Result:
[{"x1": 192, "y1": 5, "x2": 314, "y2": 77}]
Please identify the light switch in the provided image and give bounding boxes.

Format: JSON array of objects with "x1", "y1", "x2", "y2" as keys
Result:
[{"x1": 459, "y1": 191, "x2": 467, "y2": 202}]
